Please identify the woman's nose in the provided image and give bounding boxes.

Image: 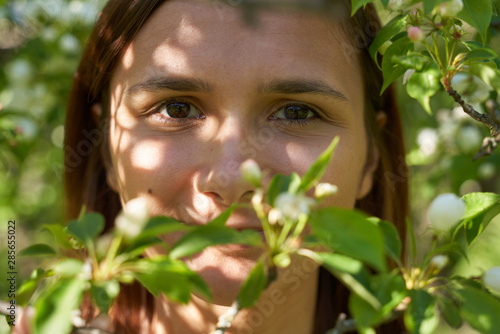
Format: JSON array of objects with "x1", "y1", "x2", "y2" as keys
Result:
[{"x1": 196, "y1": 119, "x2": 258, "y2": 206}]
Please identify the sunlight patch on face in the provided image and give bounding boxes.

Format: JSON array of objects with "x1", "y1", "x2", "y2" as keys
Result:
[
  {"x1": 121, "y1": 44, "x2": 135, "y2": 70},
  {"x1": 129, "y1": 139, "x2": 164, "y2": 171}
]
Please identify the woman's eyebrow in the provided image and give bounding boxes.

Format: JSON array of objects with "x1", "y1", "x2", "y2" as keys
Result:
[
  {"x1": 126, "y1": 75, "x2": 214, "y2": 96},
  {"x1": 258, "y1": 79, "x2": 350, "y2": 103}
]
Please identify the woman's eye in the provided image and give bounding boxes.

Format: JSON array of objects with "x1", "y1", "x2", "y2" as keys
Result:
[
  {"x1": 157, "y1": 101, "x2": 201, "y2": 119},
  {"x1": 271, "y1": 104, "x2": 317, "y2": 121}
]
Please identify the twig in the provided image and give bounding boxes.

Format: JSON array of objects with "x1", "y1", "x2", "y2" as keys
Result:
[
  {"x1": 212, "y1": 300, "x2": 241, "y2": 334},
  {"x1": 446, "y1": 88, "x2": 500, "y2": 158},
  {"x1": 326, "y1": 313, "x2": 356, "y2": 334}
]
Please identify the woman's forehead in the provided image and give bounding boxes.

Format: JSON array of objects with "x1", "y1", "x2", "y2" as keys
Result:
[{"x1": 111, "y1": 0, "x2": 364, "y2": 108}]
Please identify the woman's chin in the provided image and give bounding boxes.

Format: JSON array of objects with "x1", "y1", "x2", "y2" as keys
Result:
[{"x1": 185, "y1": 246, "x2": 264, "y2": 306}]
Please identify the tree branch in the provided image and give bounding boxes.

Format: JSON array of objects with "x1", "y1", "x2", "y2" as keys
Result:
[{"x1": 446, "y1": 88, "x2": 500, "y2": 158}]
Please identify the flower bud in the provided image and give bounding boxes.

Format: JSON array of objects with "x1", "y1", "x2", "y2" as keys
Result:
[
  {"x1": 450, "y1": 24, "x2": 463, "y2": 39},
  {"x1": 314, "y1": 183, "x2": 338, "y2": 199},
  {"x1": 430, "y1": 255, "x2": 449, "y2": 270},
  {"x1": 116, "y1": 197, "x2": 150, "y2": 239},
  {"x1": 240, "y1": 159, "x2": 262, "y2": 187},
  {"x1": 483, "y1": 267, "x2": 500, "y2": 294},
  {"x1": 268, "y1": 208, "x2": 284, "y2": 225},
  {"x1": 251, "y1": 189, "x2": 264, "y2": 206},
  {"x1": 438, "y1": 0, "x2": 464, "y2": 18},
  {"x1": 428, "y1": 193, "x2": 465, "y2": 231},
  {"x1": 408, "y1": 26, "x2": 424, "y2": 41},
  {"x1": 273, "y1": 253, "x2": 291, "y2": 268},
  {"x1": 409, "y1": 8, "x2": 420, "y2": 21}
]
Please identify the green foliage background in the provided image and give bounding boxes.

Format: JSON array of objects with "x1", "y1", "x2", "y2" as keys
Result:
[{"x1": 0, "y1": 0, "x2": 499, "y2": 333}]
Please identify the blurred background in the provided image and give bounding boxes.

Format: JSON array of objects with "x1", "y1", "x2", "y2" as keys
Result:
[{"x1": 0, "y1": 0, "x2": 499, "y2": 333}]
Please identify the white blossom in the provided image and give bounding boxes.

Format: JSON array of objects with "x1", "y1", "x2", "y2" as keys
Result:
[
  {"x1": 428, "y1": 193, "x2": 465, "y2": 231},
  {"x1": 438, "y1": 0, "x2": 464, "y2": 18},
  {"x1": 483, "y1": 267, "x2": 500, "y2": 294},
  {"x1": 457, "y1": 126, "x2": 482, "y2": 153},
  {"x1": 275, "y1": 192, "x2": 315, "y2": 221},
  {"x1": 478, "y1": 163, "x2": 496, "y2": 180},
  {"x1": 430, "y1": 255, "x2": 449, "y2": 270},
  {"x1": 314, "y1": 183, "x2": 338, "y2": 199},
  {"x1": 240, "y1": 159, "x2": 262, "y2": 187},
  {"x1": 417, "y1": 128, "x2": 439, "y2": 156},
  {"x1": 116, "y1": 197, "x2": 150, "y2": 239},
  {"x1": 388, "y1": 0, "x2": 405, "y2": 11}
]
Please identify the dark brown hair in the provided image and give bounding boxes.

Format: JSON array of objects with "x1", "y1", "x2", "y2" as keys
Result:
[{"x1": 65, "y1": 1, "x2": 408, "y2": 333}]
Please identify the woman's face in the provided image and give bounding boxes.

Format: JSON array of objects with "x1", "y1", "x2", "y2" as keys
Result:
[{"x1": 106, "y1": 0, "x2": 375, "y2": 304}]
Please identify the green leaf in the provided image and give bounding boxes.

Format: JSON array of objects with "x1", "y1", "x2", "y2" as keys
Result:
[
  {"x1": 438, "y1": 298, "x2": 462, "y2": 329},
  {"x1": 310, "y1": 208, "x2": 387, "y2": 272},
  {"x1": 406, "y1": 65, "x2": 441, "y2": 114},
  {"x1": 314, "y1": 252, "x2": 364, "y2": 275},
  {"x1": 33, "y1": 278, "x2": 86, "y2": 334},
  {"x1": 123, "y1": 236, "x2": 163, "y2": 259},
  {"x1": 377, "y1": 219, "x2": 402, "y2": 264},
  {"x1": 457, "y1": 0, "x2": 492, "y2": 43},
  {"x1": 351, "y1": 0, "x2": 374, "y2": 16},
  {"x1": 469, "y1": 62, "x2": 500, "y2": 94},
  {"x1": 238, "y1": 260, "x2": 267, "y2": 308},
  {"x1": 134, "y1": 257, "x2": 212, "y2": 303},
  {"x1": 459, "y1": 192, "x2": 500, "y2": 244},
  {"x1": 169, "y1": 225, "x2": 263, "y2": 260},
  {"x1": 465, "y1": 203, "x2": 500, "y2": 245},
  {"x1": 459, "y1": 286, "x2": 500, "y2": 334},
  {"x1": 404, "y1": 290, "x2": 439, "y2": 334},
  {"x1": 210, "y1": 204, "x2": 238, "y2": 226},
  {"x1": 42, "y1": 224, "x2": 72, "y2": 249},
  {"x1": 392, "y1": 53, "x2": 430, "y2": 71},
  {"x1": 67, "y1": 212, "x2": 105, "y2": 248},
  {"x1": 90, "y1": 279, "x2": 120, "y2": 313},
  {"x1": 133, "y1": 216, "x2": 191, "y2": 240},
  {"x1": 464, "y1": 48, "x2": 498, "y2": 63},
  {"x1": 52, "y1": 259, "x2": 84, "y2": 277},
  {"x1": 349, "y1": 271, "x2": 406, "y2": 328},
  {"x1": 16, "y1": 269, "x2": 47, "y2": 306},
  {"x1": 381, "y1": 36, "x2": 412, "y2": 93},
  {"x1": 369, "y1": 15, "x2": 407, "y2": 67},
  {"x1": 325, "y1": 265, "x2": 381, "y2": 310},
  {"x1": 453, "y1": 225, "x2": 470, "y2": 261},
  {"x1": 350, "y1": 293, "x2": 385, "y2": 329},
  {"x1": 461, "y1": 192, "x2": 500, "y2": 221},
  {"x1": 298, "y1": 136, "x2": 339, "y2": 192},
  {"x1": 423, "y1": 0, "x2": 436, "y2": 15},
  {"x1": 19, "y1": 244, "x2": 57, "y2": 257}
]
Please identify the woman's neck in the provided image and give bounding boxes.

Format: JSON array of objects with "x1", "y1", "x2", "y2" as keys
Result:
[{"x1": 152, "y1": 262, "x2": 320, "y2": 334}]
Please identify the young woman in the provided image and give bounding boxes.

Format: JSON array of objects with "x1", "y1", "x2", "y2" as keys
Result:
[{"x1": 65, "y1": 0, "x2": 408, "y2": 333}]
